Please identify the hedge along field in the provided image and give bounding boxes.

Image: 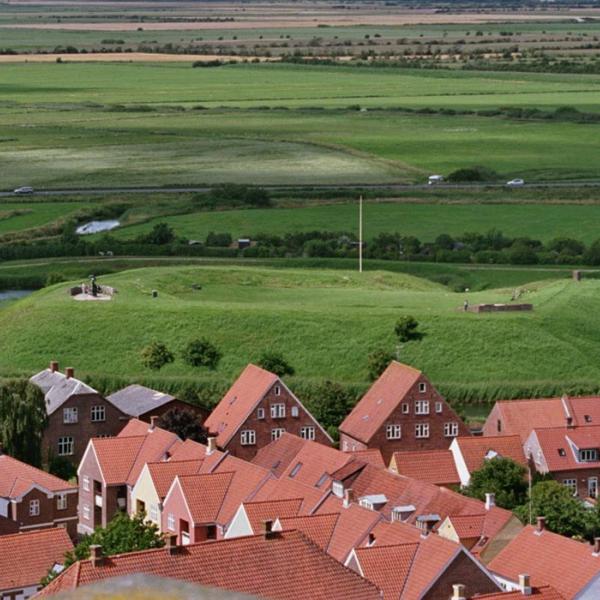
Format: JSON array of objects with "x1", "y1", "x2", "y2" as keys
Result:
[
  {"x1": 111, "y1": 202, "x2": 600, "y2": 245},
  {"x1": 2, "y1": 264, "x2": 600, "y2": 403}
]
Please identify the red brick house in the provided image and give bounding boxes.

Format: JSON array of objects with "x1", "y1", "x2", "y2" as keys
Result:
[
  {"x1": 76, "y1": 418, "x2": 180, "y2": 535},
  {"x1": 0, "y1": 452, "x2": 78, "y2": 538},
  {"x1": 524, "y1": 424, "x2": 600, "y2": 500},
  {"x1": 36, "y1": 530, "x2": 382, "y2": 600},
  {"x1": 0, "y1": 528, "x2": 73, "y2": 600},
  {"x1": 204, "y1": 364, "x2": 332, "y2": 460},
  {"x1": 339, "y1": 361, "x2": 470, "y2": 463}
]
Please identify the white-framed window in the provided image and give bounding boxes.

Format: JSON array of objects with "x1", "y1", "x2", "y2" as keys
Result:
[
  {"x1": 257, "y1": 407, "x2": 265, "y2": 420},
  {"x1": 402, "y1": 403, "x2": 409, "y2": 414},
  {"x1": 580, "y1": 449, "x2": 598, "y2": 462},
  {"x1": 435, "y1": 402, "x2": 443, "y2": 413},
  {"x1": 291, "y1": 406, "x2": 299, "y2": 418},
  {"x1": 167, "y1": 513, "x2": 175, "y2": 530},
  {"x1": 91, "y1": 405, "x2": 105, "y2": 422},
  {"x1": 444, "y1": 422, "x2": 459, "y2": 437},
  {"x1": 332, "y1": 481, "x2": 344, "y2": 497},
  {"x1": 241, "y1": 430, "x2": 256, "y2": 446},
  {"x1": 418, "y1": 382, "x2": 427, "y2": 393},
  {"x1": 29, "y1": 499, "x2": 40, "y2": 516},
  {"x1": 58, "y1": 436, "x2": 74, "y2": 456},
  {"x1": 57, "y1": 493, "x2": 68, "y2": 511},
  {"x1": 564, "y1": 479, "x2": 578, "y2": 496},
  {"x1": 415, "y1": 423, "x2": 430, "y2": 439},
  {"x1": 271, "y1": 428, "x2": 285, "y2": 441},
  {"x1": 83, "y1": 504, "x2": 90, "y2": 520},
  {"x1": 274, "y1": 385, "x2": 281, "y2": 396},
  {"x1": 271, "y1": 404, "x2": 285, "y2": 418},
  {"x1": 300, "y1": 426, "x2": 315, "y2": 440},
  {"x1": 63, "y1": 407, "x2": 78, "y2": 424},
  {"x1": 150, "y1": 504, "x2": 159, "y2": 522},
  {"x1": 386, "y1": 424, "x2": 402, "y2": 440},
  {"x1": 82, "y1": 476, "x2": 90, "y2": 492},
  {"x1": 589, "y1": 477, "x2": 598, "y2": 499},
  {"x1": 415, "y1": 401, "x2": 429, "y2": 415}
]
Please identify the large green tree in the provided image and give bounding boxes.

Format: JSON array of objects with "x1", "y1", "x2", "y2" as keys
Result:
[
  {"x1": 0, "y1": 379, "x2": 46, "y2": 467},
  {"x1": 157, "y1": 407, "x2": 208, "y2": 444}
]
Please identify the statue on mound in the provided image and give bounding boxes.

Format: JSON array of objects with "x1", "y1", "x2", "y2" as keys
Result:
[{"x1": 90, "y1": 274, "x2": 99, "y2": 297}]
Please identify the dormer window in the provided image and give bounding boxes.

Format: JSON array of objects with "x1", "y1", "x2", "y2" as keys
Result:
[
  {"x1": 332, "y1": 481, "x2": 344, "y2": 498},
  {"x1": 580, "y1": 449, "x2": 598, "y2": 462},
  {"x1": 418, "y1": 383, "x2": 427, "y2": 393}
]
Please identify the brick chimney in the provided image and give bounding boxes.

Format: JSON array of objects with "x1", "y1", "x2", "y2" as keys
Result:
[
  {"x1": 485, "y1": 492, "x2": 495, "y2": 511},
  {"x1": 536, "y1": 516, "x2": 546, "y2": 533},
  {"x1": 49, "y1": 360, "x2": 59, "y2": 373},
  {"x1": 207, "y1": 437, "x2": 217, "y2": 455},
  {"x1": 149, "y1": 415, "x2": 158, "y2": 431},
  {"x1": 451, "y1": 583, "x2": 466, "y2": 600},
  {"x1": 263, "y1": 520, "x2": 280, "y2": 540},
  {"x1": 594, "y1": 538, "x2": 600, "y2": 555},
  {"x1": 165, "y1": 533, "x2": 178, "y2": 555},
  {"x1": 343, "y1": 488, "x2": 355, "y2": 509},
  {"x1": 518, "y1": 574, "x2": 532, "y2": 596},
  {"x1": 65, "y1": 367, "x2": 74, "y2": 379},
  {"x1": 89, "y1": 545, "x2": 103, "y2": 567}
]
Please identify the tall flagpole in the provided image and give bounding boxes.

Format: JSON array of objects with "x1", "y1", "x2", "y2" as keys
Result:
[{"x1": 359, "y1": 195, "x2": 363, "y2": 273}]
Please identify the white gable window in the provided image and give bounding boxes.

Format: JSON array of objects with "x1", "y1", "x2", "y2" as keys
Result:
[
  {"x1": 291, "y1": 406, "x2": 299, "y2": 418},
  {"x1": 580, "y1": 449, "x2": 598, "y2": 462},
  {"x1": 386, "y1": 424, "x2": 402, "y2": 440},
  {"x1": 444, "y1": 422, "x2": 459, "y2": 438},
  {"x1": 83, "y1": 504, "x2": 90, "y2": 521},
  {"x1": 58, "y1": 436, "x2": 74, "y2": 456},
  {"x1": 257, "y1": 408, "x2": 265, "y2": 420},
  {"x1": 271, "y1": 404, "x2": 285, "y2": 419},
  {"x1": 274, "y1": 385, "x2": 281, "y2": 396},
  {"x1": 150, "y1": 504, "x2": 159, "y2": 522},
  {"x1": 300, "y1": 426, "x2": 315, "y2": 441},
  {"x1": 167, "y1": 513, "x2": 175, "y2": 530},
  {"x1": 57, "y1": 493, "x2": 68, "y2": 511},
  {"x1": 435, "y1": 402, "x2": 443, "y2": 414},
  {"x1": 241, "y1": 430, "x2": 256, "y2": 446},
  {"x1": 91, "y1": 405, "x2": 105, "y2": 422},
  {"x1": 415, "y1": 423, "x2": 430, "y2": 439},
  {"x1": 415, "y1": 401, "x2": 429, "y2": 415},
  {"x1": 83, "y1": 476, "x2": 90, "y2": 492},
  {"x1": 29, "y1": 499, "x2": 40, "y2": 517},
  {"x1": 418, "y1": 382, "x2": 427, "y2": 393},
  {"x1": 271, "y1": 428, "x2": 286, "y2": 441},
  {"x1": 402, "y1": 403, "x2": 409, "y2": 414},
  {"x1": 63, "y1": 407, "x2": 78, "y2": 424}
]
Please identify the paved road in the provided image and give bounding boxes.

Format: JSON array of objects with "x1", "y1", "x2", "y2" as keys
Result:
[{"x1": 4, "y1": 180, "x2": 600, "y2": 197}]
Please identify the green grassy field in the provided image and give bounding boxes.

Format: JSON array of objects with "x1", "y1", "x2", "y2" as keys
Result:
[
  {"x1": 1, "y1": 263, "x2": 599, "y2": 401},
  {"x1": 0, "y1": 201, "x2": 89, "y2": 234}
]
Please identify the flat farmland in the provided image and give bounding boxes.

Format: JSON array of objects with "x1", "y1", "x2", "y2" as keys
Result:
[{"x1": 0, "y1": 201, "x2": 89, "y2": 234}]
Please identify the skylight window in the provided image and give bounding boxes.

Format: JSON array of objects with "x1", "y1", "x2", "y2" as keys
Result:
[{"x1": 289, "y1": 462, "x2": 303, "y2": 478}]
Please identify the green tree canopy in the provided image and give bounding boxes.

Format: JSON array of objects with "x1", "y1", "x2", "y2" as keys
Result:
[
  {"x1": 367, "y1": 348, "x2": 394, "y2": 381},
  {"x1": 182, "y1": 338, "x2": 222, "y2": 370},
  {"x1": 157, "y1": 407, "x2": 208, "y2": 444},
  {"x1": 140, "y1": 341, "x2": 174, "y2": 371},
  {"x1": 394, "y1": 315, "x2": 424, "y2": 344},
  {"x1": 257, "y1": 351, "x2": 295, "y2": 377}
]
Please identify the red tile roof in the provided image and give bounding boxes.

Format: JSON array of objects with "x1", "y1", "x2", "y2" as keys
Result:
[
  {"x1": 454, "y1": 435, "x2": 527, "y2": 473},
  {"x1": 0, "y1": 528, "x2": 73, "y2": 592},
  {"x1": 205, "y1": 364, "x2": 278, "y2": 447},
  {"x1": 472, "y1": 586, "x2": 565, "y2": 600},
  {"x1": 339, "y1": 361, "x2": 422, "y2": 443},
  {"x1": 252, "y1": 433, "x2": 307, "y2": 477},
  {"x1": 275, "y1": 513, "x2": 340, "y2": 551},
  {"x1": 242, "y1": 498, "x2": 303, "y2": 534},
  {"x1": 177, "y1": 472, "x2": 235, "y2": 524},
  {"x1": 146, "y1": 459, "x2": 204, "y2": 500},
  {"x1": 0, "y1": 454, "x2": 75, "y2": 498},
  {"x1": 36, "y1": 531, "x2": 382, "y2": 600},
  {"x1": 390, "y1": 450, "x2": 460, "y2": 486},
  {"x1": 168, "y1": 439, "x2": 208, "y2": 462},
  {"x1": 250, "y1": 476, "x2": 327, "y2": 515},
  {"x1": 488, "y1": 525, "x2": 600, "y2": 599},
  {"x1": 531, "y1": 425, "x2": 600, "y2": 472},
  {"x1": 348, "y1": 449, "x2": 385, "y2": 469},
  {"x1": 364, "y1": 520, "x2": 423, "y2": 547}
]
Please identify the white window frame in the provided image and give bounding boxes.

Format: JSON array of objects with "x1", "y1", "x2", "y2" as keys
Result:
[
  {"x1": 241, "y1": 430, "x2": 256, "y2": 446},
  {"x1": 83, "y1": 503, "x2": 90, "y2": 520},
  {"x1": 91, "y1": 405, "x2": 106, "y2": 422},
  {"x1": 415, "y1": 401, "x2": 429, "y2": 415},
  {"x1": 63, "y1": 407, "x2": 78, "y2": 424},
  {"x1": 580, "y1": 449, "x2": 598, "y2": 462},
  {"x1": 402, "y1": 403, "x2": 409, "y2": 414},
  {"x1": 444, "y1": 422, "x2": 459, "y2": 437},
  {"x1": 291, "y1": 406, "x2": 299, "y2": 418},
  {"x1": 415, "y1": 423, "x2": 430, "y2": 439},
  {"x1": 386, "y1": 424, "x2": 402, "y2": 440},
  {"x1": 418, "y1": 382, "x2": 427, "y2": 393},
  {"x1": 435, "y1": 402, "x2": 443, "y2": 413},
  {"x1": 589, "y1": 477, "x2": 598, "y2": 499},
  {"x1": 300, "y1": 426, "x2": 315, "y2": 441},
  {"x1": 274, "y1": 385, "x2": 281, "y2": 396},
  {"x1": 563, "y1": 479, "x2": 578, "y2": 496},
  {"x1": 82, "y1": 476, "x2": 90, "y2": 492},
  {"x1": 57, "y1": 493, "x2": 68, "y2": 511},
  {"x1": 271, "y1": 428, "x2": 286, "y2": 441},
  {"x1": 29, "y1": 499, "x2": 40, "y2": 516},
  {"x1": 167, "y1": 513, "x2": 175, "y2": 531},
  {"x1": 58, "y1": 436, "x2": 74, "y2": 456},
  {"x1": 271, "y1": 403, "x2": 286, "y2": 418},
  {"x1": 256, "y1": 407, "x2": 265, "y2": 420},
  {"x1": 149, "y1": 503, "x2": 159, "y2": 522}
]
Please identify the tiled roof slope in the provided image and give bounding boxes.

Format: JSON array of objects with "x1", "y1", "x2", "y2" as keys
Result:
[
  {"x1": 348, "y1": 449, "x2": 385, "y2": 469},
  {"x1": 168, "y1": 438, "x2": 209, "y2": 461},
  {"x1": 455, "y1": 435, "x2": 527, "y2": 472},
  {"x1": 473, "y1": 586, "x2": 565, "y2": 600},
  {"x1": 252, "y1": 433, "x2": 306, "y2": 477},
  {"x1": 178, "y1": 472, "x2": 235, "y2": 524},
  {"x1": 147, "y1": 459, "x2": 204, "y2": 499},
  {"x1": 274, "y1": 513, "x2": 340, "y2": 551},
  {"x1": 107, "y1": 384, "x2": 176, "y2": 417},
  {"x1": 488, "y1": 525, "x2": 600, "y2": 599},
  {"x1": 339, "y1": 361, "x2": 422, "y2": 443},
  {"x1": 390, "y1": 450, "x2": 460, "y2": 486},
  {"x1": 35, "y1": 531, "x2": 382, "y2": 600},
  {"x1": 0, "y1": 453, "x2": 76, "y2": 498},
  {"x1": 531, "y1": 425, "x2": 600, "y2": 471},
  {"x1": 0, "y1": 528, "x2": 74, "y2": 591},
  {"x1": 250, "y1": 476, "x2": 326, "y2": 515},
  {"x1": 242, "y1": 498, "x2": 303, "y2": 534},
  {"x1": 205, "y1": 364, "x2": 278, "y2": 447}
]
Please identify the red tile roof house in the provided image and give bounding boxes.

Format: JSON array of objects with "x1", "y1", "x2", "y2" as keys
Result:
[
  {"x1": 225, "y1": 498, "x2": 303, "y2": 538},
  {"x1": 34, "y1": 530, "x2": 382, "y2": 600},
  {"x1": 449, "y1": 435, "x2": 527, "y2": 487},
  {"x1": 0, "y1": 452, "x2": 78, "y2": 538},
  {"x1": 488, "y1": 518, "x2": 600, "y2": 600},
  {"x1": 339, "y1": 361, "x2": 470, "y2": 464},
  {"x1": 524, "y1": 425, "x2": 600, "y2": 500},
  {"x1": 389, "y1": 449, "x2": 461, "y2": 487},
  {"x1": 468, "y1": 583, "x2": 566, "y2": 600},
  {"x1": 76, "y1": 418, "x2": 180, "y2": 535},
  {"x1": 483, "y1": 395, "x2": 600, "y2": 443},
  {"x1": 0, "y1": 528, "x2": 73, "y2": 600},
  {"x1": 204, "y1": 364, "x2": 332, "y2": 461}
]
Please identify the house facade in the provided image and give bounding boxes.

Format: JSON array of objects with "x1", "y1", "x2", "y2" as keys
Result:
[
  {"x1": 339, "y1": 361, "x2": 470, "y2": 463},
  {"x1": 205, "y1": 364, "x2": 332, "y2": 460}
]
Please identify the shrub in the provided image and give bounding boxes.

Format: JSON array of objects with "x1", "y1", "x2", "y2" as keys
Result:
[
  {"x1": 257, "y1": 351, "x2": 295, "y2": 377},
  {"x1": 182, "y1": 338, "x2": 222, "y2": 370},
  {"x1": 394, "y1": 315, "x2": 424, "y2": 343},
  {"x1": 447, "y1": 166, "x2": 498, "y2": 182},
  {"x1": 367, "y1": 348, "x2": 394, "y2": 381},
  {"x1": 140, "y1": 342, "x2": 174, "y2": 371}
]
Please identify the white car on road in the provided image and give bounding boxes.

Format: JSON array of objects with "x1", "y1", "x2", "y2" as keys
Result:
[
  {"x1": 13, "y1": 186, "x2": 34, "y2": 194},
  {"x1": 506, "y1": 178, "x2": 525, "y2": 187}
]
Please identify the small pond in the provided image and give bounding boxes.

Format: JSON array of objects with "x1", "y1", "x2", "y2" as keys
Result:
[{"x1": 76, "y1": 220, "x2": 120, "y2": 235}]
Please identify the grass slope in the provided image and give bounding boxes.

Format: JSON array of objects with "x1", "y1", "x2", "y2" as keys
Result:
[{"x1": 2, "y1": 264, "x2": 600, "y2": 399}]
